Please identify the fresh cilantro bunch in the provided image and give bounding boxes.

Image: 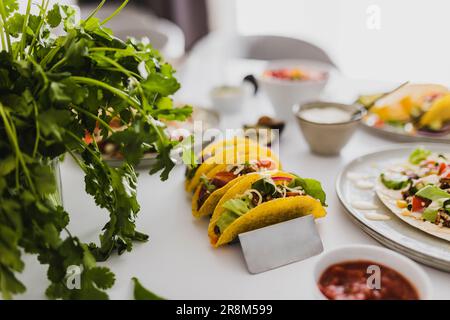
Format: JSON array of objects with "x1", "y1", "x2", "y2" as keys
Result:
[{"x1": 0, "y1": 0, "x2": 191, "y2": 299}]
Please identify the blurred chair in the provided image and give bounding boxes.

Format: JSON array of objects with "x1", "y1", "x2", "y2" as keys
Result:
[
  {"x1": 190, "y1": 33, "x2": 337, "y2": 68},
  {"x1": 81, "y1": 4, "x2": 185, "y2": 61},
  {"x1": 235, "y1": 35, "x2": 336, "y2": 68}
]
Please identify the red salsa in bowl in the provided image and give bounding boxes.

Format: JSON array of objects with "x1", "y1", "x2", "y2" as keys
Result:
[{"x1": 318, "y1": 260, "x2": 419, "y2": 300}]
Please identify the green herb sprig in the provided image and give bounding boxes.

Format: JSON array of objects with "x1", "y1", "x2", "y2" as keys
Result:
[{"x1": 0, "y1": 0, "x2": 191, "y2": 299}]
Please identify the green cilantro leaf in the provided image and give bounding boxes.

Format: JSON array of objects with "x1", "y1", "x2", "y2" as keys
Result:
[
  {"x1": 132, "y1": 277, "x2": 164, "y2": 300},
  {"x1": 3, "y1": 0, "x2": 18, "y2": 17},
  {"x1": 46, "y1": 4, "x2": 61, "y2": 28}
]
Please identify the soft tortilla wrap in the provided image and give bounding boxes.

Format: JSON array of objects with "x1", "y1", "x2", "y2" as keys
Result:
[{"x1": 375, "y1": 178, "x2": 450, "y2": 242}]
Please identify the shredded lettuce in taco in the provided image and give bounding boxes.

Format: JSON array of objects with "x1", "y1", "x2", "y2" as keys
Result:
[
  {"x1": 215, "y1": 175, "x2": 326, "y2": 235},
  {"x1": 380, "y1": 148, "x2": 450, "y2": 227}
]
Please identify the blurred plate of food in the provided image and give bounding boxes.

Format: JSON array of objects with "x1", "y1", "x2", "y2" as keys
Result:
[
  {"x1": 88, "y1": 106, "x2": 220, "y2": 168},
  {"x1": 358, "y1": 83, "x2": 450, "y2": 143}
]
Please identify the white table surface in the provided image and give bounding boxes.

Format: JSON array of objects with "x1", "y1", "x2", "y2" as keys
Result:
[{"x1": 19, "y1": 65, "x2": 450, "y2": 300}]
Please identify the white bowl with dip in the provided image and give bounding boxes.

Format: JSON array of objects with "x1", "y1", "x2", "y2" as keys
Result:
[
  {"x1": 294, "y1": 101, "x2": 366, "y2": 156},
  {"x1": 210, "y1": 85, "x2": 249, "y2": 114},
  {"x1": 259, "y1": 60, "x2": 331, "y2": 121},
  {"x1": 312, "y1": 245, "x2": 432, "y2": 300}
]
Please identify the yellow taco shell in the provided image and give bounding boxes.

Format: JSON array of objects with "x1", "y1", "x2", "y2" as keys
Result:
[
  {"x1": 207, "y1": 171, "x2": 326, "y2": 247},
  {"x1": 200, "y1": 137, "x2": 257, "y2": 160},
  {"x1": 192, "y1": 169, "x2": 248, "y2": 218},
  {"x1": 191, "y1": 156, "x2": 281, "y2": 218},
  {"x1": 185, "y1": 144, "x2": 279, "y2": 193},
  {"x1": 212, "y1": 196, "x2": 326, "y2": 247},
  {"x1": 184, "y1": 138, "x2": 258, "y2": 191}
]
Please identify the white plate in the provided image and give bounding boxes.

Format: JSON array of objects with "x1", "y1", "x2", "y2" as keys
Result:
[
  {"x1": 361, "y1": 120, "x2": 450, "y2": 143},
  {"x1": 336, "y1": 143, "x2": 450, "y2": 272}
]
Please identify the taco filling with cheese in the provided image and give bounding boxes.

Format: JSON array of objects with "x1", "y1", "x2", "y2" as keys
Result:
[
  {"x1": 193, "y1": 158, "x2": 279, "y2": 218},
  {"x1": 208, "y1": 172, "x2": 327, "y2": 247},
  {"x1": 184, "y1": 137, "x2": 258, "y2": 183},
  {"x1": 376, "y1": 148, "x2": 450, "y2": 241},
  {"x1": 185, "y1": 143, "x2": 279, "y2": 193}
]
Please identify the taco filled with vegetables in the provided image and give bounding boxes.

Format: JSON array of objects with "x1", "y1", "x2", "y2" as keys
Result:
[
  {"x1": 184, "y1": 137, "x2": 258, "y2": 188},
  {"x1": 376, "y1": 148, "x2": 450, "y2": 241},
  {"x1": 192, "y1": 157, "x2": 279, "y2": 218},
  {"x1": 185, "y1": 142, "x2": 279, "y2": 193},
  {"x1": 208, "y1": 171, "x2": 327, "y2": 247}
]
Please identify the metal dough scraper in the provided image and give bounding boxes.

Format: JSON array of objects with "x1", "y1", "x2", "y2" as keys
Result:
[{"x1": 238, "y1": 215, "x2": 323, "y2": 274}]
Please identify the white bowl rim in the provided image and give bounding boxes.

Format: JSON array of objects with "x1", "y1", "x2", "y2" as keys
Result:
[
  {"x1": 312, "y1": 244, "x2": 433, "y2": 300},
  {"x1": 293, "y1": 101, "x2": 366, "y2": 126}
]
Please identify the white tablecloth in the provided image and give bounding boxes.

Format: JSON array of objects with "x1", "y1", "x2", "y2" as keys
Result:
[{"x1": 19, "y1": 66, "x2": 450, "y2": 300}]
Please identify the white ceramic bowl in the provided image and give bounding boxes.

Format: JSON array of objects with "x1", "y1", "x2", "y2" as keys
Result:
[
  {"x1": 210, "y1": 85, "x2": 247, "y2": 114},
  {"x1": 259, "y1": 60, "x2": 331, "y2": 121},
  {"x1": 313, "y1": 245, "x2": 432, "y2": 300},
  {"x1": 294, "y1": 102, "x2": 366, "y2": 156}
]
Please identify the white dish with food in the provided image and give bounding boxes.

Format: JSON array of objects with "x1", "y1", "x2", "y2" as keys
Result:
[
  {"x1": 258, "y1": 59, "x2": 331, "y2": 121},
  {"x1": 336, "y1": 143, "x2": 450, "y2": 272}
]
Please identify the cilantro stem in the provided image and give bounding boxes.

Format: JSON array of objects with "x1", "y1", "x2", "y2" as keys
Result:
[
  {"x1": 28, "y1": 0, "x2": 50, "y2": 56},
  {"x1": 14, "y1": 156, "x2": 19, "y2": 188},
  {"x1": 84, "y1": 0, "x2": 106, "y2": 24},
  {"x1": 18, "y1": 0, "x2": 32, "y2": 59},
  {"x1": 27, "y1": 56, "x2": 49, "y2": 95},
  {"x1": 0, "y1": 0, "x2": 11, "y2": 52},
  {"x1": 137, "y1": 87, "x2": 169, "y2": 147},
  {"x1": 0, "y1": 18, "x2": 6, "y2": 50},
  {"x1": 89, "y1": 47, "x2": 131, "y2": 53},
  {"x1": 88, "y1": 53, "x2": 142, "y2": 79},
  {"x1": 100, "y1": 0, "x2": 129, "y2": 26},
  {"x1": 0, "y1": 103, "x2": 36, "y2": 194},
  {"x1": 66, "y1": 148, "x2": 85, "y2": 170},
  {"x1": 70, "y1": 76, "x2": 141, "y2": 109},
  {"x1": 32, "y1": 101, "x2": 40, "y2": 158},
  {"x1": 89, "y1": 47, "x2": 147, "y2": 57},
  {"x1": 65, "y1": 130, "x2": 103, "y2": 164},
  {"x1": 41, "y1": 28, "x2": 72, "y2": 68},
  {"x1": 49, "y1": 57, "x2": 67, "y2": 72},
  {"x1": 70, "y1": 105, "x2": 112, "y2": 132},
  {"x1": 40, "y1": 46, "x2": 60, "y2": 68}
]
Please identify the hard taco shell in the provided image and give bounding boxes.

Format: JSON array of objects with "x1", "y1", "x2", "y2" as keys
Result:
[
  {"x1": 185, "y1": 144, "x2": 279, "y2": 193},
  {"x1": 208, "y1": 172, "x2": 326, "y2": 247}
]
